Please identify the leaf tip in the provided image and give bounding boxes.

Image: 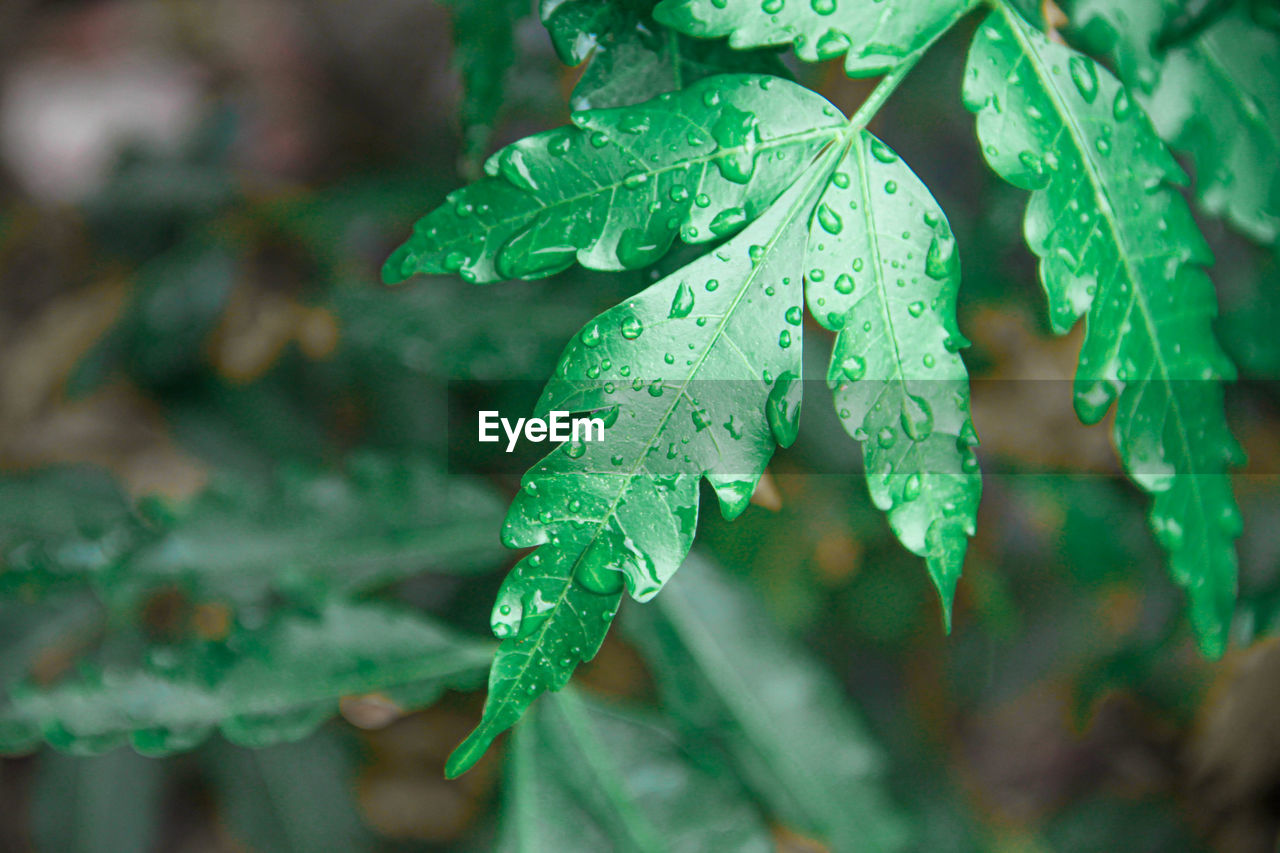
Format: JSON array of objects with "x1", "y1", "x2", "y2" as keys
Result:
[{"x1": 444, "y1": 725, "x2": 499, "y2": 779}]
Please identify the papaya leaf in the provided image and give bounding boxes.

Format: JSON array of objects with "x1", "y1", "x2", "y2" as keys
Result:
[
  {"x1": 963, "y1": 4, "x2": 1244, "y2": 656},
  {"x1": 446, "y1": 151, "x2": 842, "y2": 777},
  {"x1": 623, "y1": 554, "x2": 913, "y2": 852},
  {"x1": 652, "y1": 0, "x2": 977, "y2": 78},
  {"x1": 450, "y1": 0, "x2": 532, "y2": 177},
  {"x1": 805, "y1": 131, "x2": 980, "y2": 621},
  {"x1": 500, "y1": 687, "x2": 773, "y2": 852},
  {"x1": 540, "y1": 0, "x2": 628, "y2": 65},
  {"x1": 5, "y1": 600, "x2": 492, "y2": 756},
  {"x1": 383, "y1": 74, "x2": 845, "y2": 285},
  {"x1": 1068, "y1": 0, "x2": 1280, "y2": 244}
]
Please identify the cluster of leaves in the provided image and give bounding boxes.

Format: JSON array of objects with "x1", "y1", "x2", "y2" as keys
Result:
[{"x1": 387, "y1": 0, "x2": 1275, "y2": 776}]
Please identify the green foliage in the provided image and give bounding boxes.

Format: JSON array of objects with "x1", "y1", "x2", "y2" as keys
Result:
[
  {"x1": 450, "y1": 0, "x2": 532, "y2": 176},
  {"x1": 382, "y1": 75, "x2": 845, "y2": 284},
  {"x1": 806, "y1": 132, "x2": 980, "y2": 618},
  {"x1": 1068, "y1": 0, "x2": 1280, "y2": 243},
  {"x1": 652, "y1": 0, "x2": 976, "y2": 76},
  {"x1": 962, "y1": 3, "x2": 1244, "y2": 656},
  {"x1": 500, "y1": 687, "x2": 774, "y2": 851},
  {"x1": 624, "y1": 555, "x2": 912, "y2": 851}
]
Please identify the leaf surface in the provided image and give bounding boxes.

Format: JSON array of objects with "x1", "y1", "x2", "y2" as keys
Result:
[
  {"x1": 447, "y1": 153, "x2": 837, "y2": 776},
  {"x1": 1069, "y1": 0, "x2": 1280, "y2": 243},
  {"x1": 805, "y1": 132, "x2": 980, "y2": 618},
  {"x1": 964, "y1": 4, "x2": 1243, "y2": 655},
  {"x1": 6, "y1": 600, "x2": 491, "y2": 756},
  {"x1": 652, "y1": 0, "x2": 975, "y2": 77},
  {"x1": 384, "y1": 75, "x2": 844, "y2": 284},
  {"x1": 500, "y1": 688, "x2": 773, "y2": 852},
  {"x1": 624, "y1": 554, "x2": 912, "y2": 851}
]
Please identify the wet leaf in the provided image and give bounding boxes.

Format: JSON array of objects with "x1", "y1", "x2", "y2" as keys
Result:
[
  {"x1": 384, "y1": 75, "x2": 844, "y2": 284},
  {"x1": 806, "y1": 132, "x2": 981, "y2": 622},
  {"x1": 652, "y1": 0, "x2": 976, "y2": 78},
  {"x1": 964, "y1": 4, "x2": 1244, "y2": 656}
]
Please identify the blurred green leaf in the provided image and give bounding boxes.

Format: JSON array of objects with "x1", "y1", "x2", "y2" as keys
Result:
[
  {"x1": 624, "y1": 554, "x2": 912, "y2": 852},
  {"x1": 202, "y1": 727, "x2": 377, "y2": 853},
  {"x1": 31, "y1": 747, "x2": 167, "y2": 853},
  {"x1": 6, "y1": 599, "x2": 491, "y2": 756},
  {"x1": 499, "y1": 687, "x2": 772, "y2": 852}
]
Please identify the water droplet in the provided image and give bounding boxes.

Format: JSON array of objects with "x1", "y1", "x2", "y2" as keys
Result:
[
  {"x1": 925, "y1": 235, "x2": 957, "y2": 280},
  {"x1": 870, "y1": 138, "x2": 897, "y2": 163},
  {"x1": 876, "y1": 427, "x2": 896, "y2": 448},
  {"x1": 670, "y1": 282, "x2": 695, "y2": 318},
  {"x1": 766, "y1": 371, "x2": 802, "y2": 447},
  {"x1": 884, "y1": 180, "x2": 897, "y2": 194},
  {"x1": 902, "y1": 472, "x2": 922, "y2": 501},
  {"x1": 495, "y1": 147, "x2": 539, "y2": 192},
  {"x1": 815, "y1": 29, "x2": 850, "y2": 58},
  {"x1": 810, "y1": 0, "x2": 834, "y2": 14},
  {"x1": 832, "y1": 171, "x2": 850, "y2": 188},
  {"x1": 834, "y1": 273, "x2": 855, "y2": 295},
  {"x1": 785, "y1": 306, "x2": 803, "y2": 326},
  {"x1": 710, "y1": 207, "x2": 747, "y2": 236},
  {"x1": 566, "y1": 439, "x2": 586, "y2": 458},
  {"x1": 900, "y1": 394, "x2": 933, "y2": 441},
  {"x1": 648, "y1": 381, "x2": 665, "y2": 397},
  {"x1": 762, "y1": 0, "x2": 784, "y2": 12},
  {"x1": 691, "y1": 408, "x2": 712, "y2": 431},
  {"x1": 695, "y1": 193, "x2": 711, "y2": 208},
  {"x1": 817, "y1": 203, "x2": 843, "y2": 234},
  {"x1": 616, "y1": 226, "x2": 670, "y2": 267},
  {"x1": 620, "y1": 315, "x2": 644, "y2": 339},
  {"x1": 778, "y1": 329, "x2": 792, "y2": 348},
  {"x1": 922, "y1": 353, "x2": 936, "y2": 368},
  {"x1": 841, "y1": 355, "x2": 866, "y2": 380},
  {"x1": 619, "y1": 111, "x2": 651, "y2": 134},
  {"x1": 749, "y1": 245, "x2": 766, "y2": 264},
  {"x1": 711, "y1": 105, "x2": 760, "y2": 183},
  {"x1": 1069, "y1": 55, "x2": 1099, "y2": 103},
  {"x1": 580, "y1": 323, "x2": 603, "y2": 347},
  {"x1": 1095, "y1": 137, "x2": 1111, "y2": 156},
  {"x1": 590, "y1": 131, "x2": 610, "y2": 148},
  {"x1": 907, "y1": 301, "x2": 925, "y2": 318},
  {"x1": 1112, "y1": 87, "x2": 1133, "y2": 120}
]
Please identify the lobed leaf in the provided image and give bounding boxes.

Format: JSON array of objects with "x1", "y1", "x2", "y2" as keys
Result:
[
  {"x1": 805, "y1": 132, "x2": 980, "y2": 620},
  {"x1": 383, "y1": 74, "x2": 844, "y2": 284},
  {"x1": 624, "y1": 554, "x2": 913, "y2": 852},
  {"x1": 1069, "y1": 0, "x2": 1280, "y2": 244},
  {"x1": 4, "y1": 600, "x2": 492, "y2": 756},
  {"x1": 963, "y1": 4, "x2": 1244, "y2": 656},
  {"x1": 499, "y1": 688, "x2": 773, "y2": 851},
  {"x1": 447, "y1": 155, "x2": 838, "y2": 776},
  {"x1": 652, "y1": 0, "x2": 976, "y2": 78}
]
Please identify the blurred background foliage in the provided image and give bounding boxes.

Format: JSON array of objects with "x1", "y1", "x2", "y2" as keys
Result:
[{"x1": 0, "y1": 0, "x2": 1278, "y2": 850}]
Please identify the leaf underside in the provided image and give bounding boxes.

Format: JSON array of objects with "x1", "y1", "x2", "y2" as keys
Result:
[
  {"x1": 1069, "y1": 0, "x2": 1280, "y2": 244},
  {"x1": 964, "y1": 4, "x2": 1243, "y2": 655},
  {"x1": 384, "y1": 75, "x2": 844, "y2": 285}
]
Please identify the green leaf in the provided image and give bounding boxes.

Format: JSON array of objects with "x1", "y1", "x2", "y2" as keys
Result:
[
  {"x1": 499, "y1": 687, "x2": 773, "y2": 851},
  {"x1": 447, "y1": 152, "x2": 839, "y2": 776},
  {"x1": 7, "y1": 600, "x2": 491, "y2": 756},
  {"x1": 805, "y1": 132, "x2": 980, "y2": 621},
  {"x1": 450, "y1": 0, "x2": 532, "y2": 177},
  {"x1": 652, "y1": 0, "x2": 975, "y2": 77},
  {"x1": 624, "y1": 554, "x2": 912, "y2": 851},
  {"x1": 383, "y1": 74, "x2": 844, "y2": 285},
  {"x1": 569, "y1": 14, "x2": 790, "y2": 112},
  {"x1": 202, "y1": 729, "x2": 377, "y2": 853},
  {"x1": 1068, "y1": 0, "x2": 1280, "y2": 244},
  {"x1": 31, "y1": 747, "x2": 167, "y2": 853},
  {"x1": 540, "y1": 0, "x2": 627, "y2": 65},
  {"x1": 124, "y1": 453, "x2": 507, "y2": 606},
  {"x1": 963, "y1": 4, "x2": 1244, "y2": 656}
]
